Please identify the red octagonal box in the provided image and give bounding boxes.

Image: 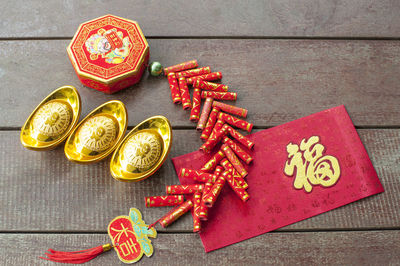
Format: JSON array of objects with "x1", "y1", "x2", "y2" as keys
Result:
[{"x1": 67, "y1": 15, "x2": 149, "y2": 94}]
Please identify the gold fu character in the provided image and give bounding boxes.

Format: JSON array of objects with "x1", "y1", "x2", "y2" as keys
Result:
[{"x1": 284, "y1": 136, "x2": 340, "y2": 193}]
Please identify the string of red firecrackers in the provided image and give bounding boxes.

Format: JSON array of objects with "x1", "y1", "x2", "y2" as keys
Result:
[{"x1": 146, "y1": 60, "x2": 255, "y2": 232}]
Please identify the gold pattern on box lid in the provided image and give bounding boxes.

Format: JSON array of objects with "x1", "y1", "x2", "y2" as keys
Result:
[
  {"x1": 110, "y1": 116, "x2": 172, "y2": 182},
  {"x1": 64, "y1": 100, "x2": 127, "y2": 163},
  {"x1": 20, "y1": 86, "x2": 81, "y2": 150}
]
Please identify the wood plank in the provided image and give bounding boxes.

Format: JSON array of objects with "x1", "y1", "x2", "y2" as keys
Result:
[
  {"x1": 1, "y1": 39, "x2": 400, "y2": 128},
  {"x1": 0, "y1": 129, "x2": 399, "y2": 232},
  {"x1": 1, "y1": 1, "x2": 400, "y2": 38},
  {"x1": 1, "y1": 231, "x2": 399, "y2": 265}
]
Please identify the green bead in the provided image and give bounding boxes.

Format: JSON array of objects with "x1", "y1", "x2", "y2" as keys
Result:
[{"x1": 148, "y1": 62, "x2": 163, "y2": 76}]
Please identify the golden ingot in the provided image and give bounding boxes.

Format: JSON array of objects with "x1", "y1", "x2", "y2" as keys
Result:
[
  {"x1": 20, "y1": 86, "x2": 81, "y2": 150},
  {"x1": 64, "y1": 100, "x2": 127, "y2": 163},
  {"x1": 110, "y1": 116, "x2": 172, "y2": 182}
]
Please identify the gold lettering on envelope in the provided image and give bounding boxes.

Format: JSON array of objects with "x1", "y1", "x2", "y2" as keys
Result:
[{"x1": 284, "y1": 136, "x2": 340, "y2": 193}]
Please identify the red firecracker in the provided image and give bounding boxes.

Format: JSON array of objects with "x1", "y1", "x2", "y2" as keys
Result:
[
  {"x1": 187, "y1": 72, "x2": 222, "y2": 84},
  {"x1": 201, "y1": 107, "x2": 220, "y2": 140},
  {"x1": 164, "y1": 60, "x2": 198, "y2": 75}
]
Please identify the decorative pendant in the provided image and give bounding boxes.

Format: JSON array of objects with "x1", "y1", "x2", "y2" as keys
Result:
[{"x1": 40, "y1": 208, "x2": 156, "y2": 264}]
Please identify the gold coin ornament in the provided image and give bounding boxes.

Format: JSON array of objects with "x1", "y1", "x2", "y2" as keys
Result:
[
  {"x1": 20, "y1": 86, "x2": 81, "y2": 150},
  {"x1": 64, "y1": 100, "x2": 127, "y2": 163},
  {"x1": 110, "y1": 116, "x2": 172, "y2": 182},
  {"x1": 77, "y1": 115, "x2": 117, "y2": 152},
  {"x1": 32, "y1": 101, "x2": 72, "y2": 138},
  {"x1": 122, "y1": 131, "x2": 162, "y2": 172}
]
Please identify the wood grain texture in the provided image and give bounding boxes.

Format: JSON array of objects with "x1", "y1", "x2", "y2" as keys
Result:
[
  {"x1": 1, "y1": 39, "x2": 400, "y2": 128},
  {"x1": 0, "y1": 129, "x2": 399, "y2": 232},
  {"x1": 1, "y1": 231, "x2": 399, "y2": 265},
  {"x1": 1, "y1": 0, "x2": 400, "y2": 38}
]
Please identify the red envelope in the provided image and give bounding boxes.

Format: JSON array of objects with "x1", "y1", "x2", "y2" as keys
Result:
[{"x1": 172, "y1": 105, "x2": 384, "y2": 252}]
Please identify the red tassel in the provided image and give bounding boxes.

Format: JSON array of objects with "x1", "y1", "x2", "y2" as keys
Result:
[{"x1": 40, "y1": 244, "x2": 112, "y2": 264}]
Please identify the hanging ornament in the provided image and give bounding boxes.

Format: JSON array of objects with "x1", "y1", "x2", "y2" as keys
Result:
[
  {"x1": 40, "y1": 208, "x2": 156, "y2": 264},
  {"x1": 148, "y1": 62, "x2": 164, "y2": 76}
]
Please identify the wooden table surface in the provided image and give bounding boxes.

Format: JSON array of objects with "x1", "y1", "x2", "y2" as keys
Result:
[{"x1": 1, "y1": 1, "x2": 399, "y2": 265}]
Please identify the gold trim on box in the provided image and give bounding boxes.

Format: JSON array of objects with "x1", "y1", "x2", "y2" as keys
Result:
[
  {"x1": 110, "y1": 116, "x2": 172, "y2": 182},
  {"x1": 20, "y1": 86, "x2": 81, "y2": 151}
]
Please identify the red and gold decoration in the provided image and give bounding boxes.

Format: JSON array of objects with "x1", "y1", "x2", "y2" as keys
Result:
[
  {"x1": 193, "y1": 191, "x2": 203, "y2": 232},
  {"x1": 190, "y1": 88, "x2": 202, "y2": 122},
  {"x1": 41, "y1": 208, "x2": 156, "y2": 264},
  {"x1": 200, "y1": 150, "x2": 225, "y2": 172},
  {"x1": 30, "y1": 32, "x2": 384, "y2": 259},
  {"x1": 163, "y1": 60, "x2": 198, "y2": 76},
  {"x1": 209, "y1": 118, "x2": 225, "y2": 140},
  {"x1": 199, "y1": 125, "x2": 228, "y2": 153},
  {"x1": 187, "y1": 72, "x2": 222, "y2": 85},
  {"x1": 201, "y1": 91, "x2": 237, "y2": 101},
  {"x1": 171, "y1": 105, "x2": 384, "y2": 252},
  {"x1": 168, "y1": 73, "x2": 182, "y2": 104},
  {"x1": 223, "y1": 124, "x2": 255, "y2": 149},
  {"x1": 67, "y1": 15, "x2": 149, "y2": 94},
  {"x1": 221, "y1": 145, "x2": 248, "y2": 178},
  {"x1": 197, "y1": 97, "x2": 213, "y2": 131},
  {"x1": 178, "y1": 77, "x2": 192, "y2": 110},
  {"x1": 219, "y1": 112, "x2": 253, "y2": 132},
  {"x1": 220, "y1": 158, "x2": 248, "y2": 189},
  {"x1": 180, "y1": 168, "x2": 217, "y2": 183},
  {"x1": 157, "y1": 200, "x2": 194, "y2": 228},
  {"x1": 222, "y1": 136, "x2": 253, "y2": 164},
  {"x1": 213, "y1": 101, "x2": 248, "y2": 118},
  {"x1": 31, "y1": 57, "x2": 258, "y2": 261},
  {"x1": 201, "y1": 107, "x2": 220, "y2": 140},
  {"x1": 198, "y1": 166, "x2": 223, "y2": 220},
  {"x1": 166, "y1": 184, "x2": 204, "y2": 194},
  {"x1": 142, "y1": 60, "x2": 256, "y2": 231},
  {"x1": 145, "y1": 195, "x2": 184, "y2": 207},
  {"x1": 194, "y1": 79, "x2": 229, "y2": 92},
  {"x1": 146, "y1": 127, "x2": 255, "y2": 231},
  {"x1": 203, "y1": 172, "x2": 226, "y2": 208},
  {"x1": 176, "y1": 67, "x2": 211, "y2": 78}
]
